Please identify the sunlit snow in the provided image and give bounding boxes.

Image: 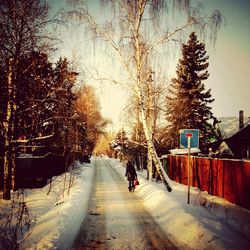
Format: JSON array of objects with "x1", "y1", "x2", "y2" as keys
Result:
[{"x1": 14, "y1": 157, "x2": 250, "y2": 249}]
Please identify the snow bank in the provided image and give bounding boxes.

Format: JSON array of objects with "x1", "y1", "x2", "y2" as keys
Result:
[
  {"x1": 21, "y1": 161, "x2": 95, "y2": 250},
  {"x1": 107, "y1": 158, "x2": 250, "y2": 250}
]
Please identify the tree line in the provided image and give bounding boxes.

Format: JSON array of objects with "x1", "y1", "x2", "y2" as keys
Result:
[
  {"x1": 1, "y1": 0, "x2": 225, "y2": 198},
  {"x1": 0, "y1": 0, "x2": 107, "y2": 200}
]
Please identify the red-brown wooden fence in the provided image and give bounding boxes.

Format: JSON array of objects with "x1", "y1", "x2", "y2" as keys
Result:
[{"x1": 167, "y1": 155, "x2": 250, "y2": 210}]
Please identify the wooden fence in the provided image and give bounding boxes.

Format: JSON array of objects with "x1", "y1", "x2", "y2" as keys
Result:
[
  {"x1": 167, "y1": 155, "x2": 250, "y2": 210},
  {"x1": 0, "y1": 153, "x2": 68, "y2": 190}
]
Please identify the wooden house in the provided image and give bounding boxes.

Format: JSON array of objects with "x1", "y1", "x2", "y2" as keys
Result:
[{"x1": 224, "y1": 124, "x2": 250, "y2": 159}]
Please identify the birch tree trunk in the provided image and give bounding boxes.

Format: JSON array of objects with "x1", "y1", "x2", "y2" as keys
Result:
[
  {"x1": 136, "y1": 86, "x2": 173, "y2": 192},
  {"x1": 3, "y1": 59, "x2": 15, "y2": 200},
  {"x1": 146, "y1": 74, "x2": 153, "y2": 181},
  {"x1": 133, "y1": 2, "x2": 172, "y2": 191}
]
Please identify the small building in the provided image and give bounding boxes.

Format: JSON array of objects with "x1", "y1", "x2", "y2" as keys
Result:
[
  {"x1": 224, "y1": 124, "x2": 250, "y2": 159},
  {"x1": 212, "y1": 111, "x2": 250, "y2": 159}
]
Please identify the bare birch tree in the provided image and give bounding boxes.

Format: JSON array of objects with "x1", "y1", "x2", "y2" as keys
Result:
[{"x1": 66, "y1": 0, "x2": 223, "y2": 192}]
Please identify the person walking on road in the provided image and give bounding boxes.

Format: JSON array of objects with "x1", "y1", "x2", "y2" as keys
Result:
[{"x1": 125, "y1": 160, "x2": 137, "y2": 192}]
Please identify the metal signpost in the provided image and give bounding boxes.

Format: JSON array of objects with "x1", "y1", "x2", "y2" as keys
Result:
[{"x1": 179, "y1": 129, "x2": 199, "y2": 204}]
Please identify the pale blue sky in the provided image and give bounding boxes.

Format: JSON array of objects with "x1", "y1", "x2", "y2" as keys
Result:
[
  {"x1": 50, "y1": 0, "x2": 250, "y2": 126},
  {"x1": 200, "y1": 0, "x2": 250, "y2": 118}
]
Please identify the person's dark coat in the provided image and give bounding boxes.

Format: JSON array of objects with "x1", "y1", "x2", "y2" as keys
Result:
[{"x1": 125, "y1": 161, "x2": 137, "y2": 181}]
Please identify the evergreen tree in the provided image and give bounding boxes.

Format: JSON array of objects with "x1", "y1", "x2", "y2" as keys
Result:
[
  {"x1": 110, "y1": 129, "x2": 132, "y2": 158},
  {"x1": 165, "y1": 32, "x2": 220, "y2": 151},
  {"x1": 15, "y1": 51, "x2": 54, "y2": 138},
  {"x1": 50, "y1": 58, "x2": 78, "y2": 155}
]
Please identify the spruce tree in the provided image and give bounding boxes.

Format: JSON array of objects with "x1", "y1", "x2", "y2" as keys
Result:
[{"x1": 165, "y1": 32, "x2": 220, "y2": 151}]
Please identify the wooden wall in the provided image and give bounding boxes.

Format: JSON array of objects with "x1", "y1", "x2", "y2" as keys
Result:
[{"x1": 167, "y1": 155, "x2": 250, "y2": 210}]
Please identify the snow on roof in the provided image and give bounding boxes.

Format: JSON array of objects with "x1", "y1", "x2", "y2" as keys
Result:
[
  {"x1": 169, "y1": 147, "x2": 201, "y2": 155},
  {"x1": 218, "y1": 116, "x2": 250, "y2": 138},
  {"x1": 160, "y1": 154, "x2": 168, "y2": 159},
  {"x1": 216, "y1": 141, "x2": 234, "y2": 157}
]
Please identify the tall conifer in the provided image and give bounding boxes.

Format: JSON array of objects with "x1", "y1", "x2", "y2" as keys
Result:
[{"x1": 165, "y1": 32, "x2": 220, "y2": 150}]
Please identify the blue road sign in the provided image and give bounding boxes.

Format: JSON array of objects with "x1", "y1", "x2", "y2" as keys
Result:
[{"x1": 179, "y1": 129, "x2": 199, "y2": 149}]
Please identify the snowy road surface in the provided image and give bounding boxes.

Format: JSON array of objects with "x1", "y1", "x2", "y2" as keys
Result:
[{"x1": 71, "y1": 158, "x2": 184, "y2": 250}]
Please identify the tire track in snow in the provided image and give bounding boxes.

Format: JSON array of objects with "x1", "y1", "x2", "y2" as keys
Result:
[{"x1": 72, "y1": 157, "x2": 179, "y2": 250}]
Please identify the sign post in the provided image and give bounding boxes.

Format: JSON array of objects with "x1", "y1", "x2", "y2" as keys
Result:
[
  {"x1": 179, "y1": 129, "x2": 199, "y2": 205},
  {"x1": 185, "y1": 133, "x2": 192, "y2": 204}
]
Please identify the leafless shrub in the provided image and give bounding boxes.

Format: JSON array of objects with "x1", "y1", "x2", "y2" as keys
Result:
[{"x1": 0, "y1": 191, "x2": 36, "y2": 250}]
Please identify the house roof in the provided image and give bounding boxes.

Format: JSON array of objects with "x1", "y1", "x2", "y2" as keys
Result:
[
  {"x1": 218, "y1": 117, "x2": 250, "y2": 138},
  {"x1": 225, "y1": 123, "x2": 250, "y2": 140}
]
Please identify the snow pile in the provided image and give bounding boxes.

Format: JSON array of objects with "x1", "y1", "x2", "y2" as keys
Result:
[
  {"x1": 21, "y1": 161, "x2": 95, "y2": 250},
  {"x1": 107, "y1": 158, "x2": 250, "y2": 249}
]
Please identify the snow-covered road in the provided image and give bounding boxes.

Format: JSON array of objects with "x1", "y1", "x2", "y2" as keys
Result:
[{"x1": 71, "y1": 158, "x2": 185, "y2": 250}]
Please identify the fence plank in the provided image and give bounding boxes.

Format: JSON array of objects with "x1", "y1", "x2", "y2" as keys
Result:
[{"x1": 167, "y1": 155, "x2": 250, "y2": 210}]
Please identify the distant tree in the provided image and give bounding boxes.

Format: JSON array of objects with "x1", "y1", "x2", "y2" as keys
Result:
[
  {"x1": 94, "y1": 133, "x2": 114, "y2": 157},
  {"x1": 110, "y1": 129, "x2": 131, "y2": 160},
  {"x1": 75, "y1": 84, "x2": 108, "y2": 155},
  {"x1": 165, "y1": 32, "x2": 221, "y2": 151},
  {"x1": 130, "y1": 121, "x2": 147, "y2": 170}
]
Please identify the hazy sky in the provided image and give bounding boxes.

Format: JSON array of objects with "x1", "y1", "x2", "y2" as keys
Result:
[
  {"x1": 202, "y1": 0, "x2": 250, "y2": 119},
  {"x1": 52, "y1": 0, "x2": 250, "y2": 129}
]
